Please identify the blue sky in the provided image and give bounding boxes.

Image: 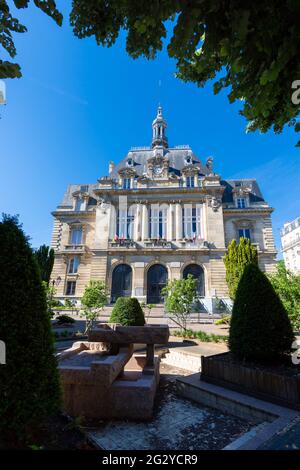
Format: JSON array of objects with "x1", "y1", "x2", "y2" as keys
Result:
[{"x1": 1, "y1": 1, "x2": 299, "y2": 255}]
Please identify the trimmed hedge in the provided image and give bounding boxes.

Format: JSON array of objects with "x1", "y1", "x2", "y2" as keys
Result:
[
  {"x1": 0, "y1": 216, "x2": 61, "y2": 441},
  {"x1": 229, "y1": 263, "x2": 294, "y2": 361},
  {"x1": 109, "y1": 297, "x2": 145, "y2": 326}
]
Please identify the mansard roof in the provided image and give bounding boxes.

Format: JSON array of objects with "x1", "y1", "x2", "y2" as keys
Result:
[
  {"x1": 110, "y1": 146, "x2": 211, "y2": 179},
  {"x1": 221, "y1": 179, "x2": 265, "y2": 203}
]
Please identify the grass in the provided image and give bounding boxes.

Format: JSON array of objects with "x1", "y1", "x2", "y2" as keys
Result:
[{"x1": 174, "y1": 329, "x2": 227, "y2": 343}]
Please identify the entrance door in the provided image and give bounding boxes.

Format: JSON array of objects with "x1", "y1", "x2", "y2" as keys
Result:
[
  {"x1": 147, "y1": 264, "x2": 168, "y2": 304},
  {"x1": 183, "y1": 264, "x2": 205, "y2": 297},
  {"x1": 111, "y1": 264, "x2": 132, "y2": 302}
]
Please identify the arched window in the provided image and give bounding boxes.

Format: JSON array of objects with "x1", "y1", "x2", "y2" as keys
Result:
[
  {"x1": 111, "y1": 264, "x2": 132, "y2": 302},
  {"x1": 183, "y1": 264, "x2": 205, "y2": 297},
  {"x1": 147, "y1": 264, "x2": 168, "y2": 304}
]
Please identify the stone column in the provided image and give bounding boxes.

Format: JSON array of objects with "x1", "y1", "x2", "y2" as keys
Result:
[
  {"x1": 167, "y1": 203, "x2": 174, "y2": 240},
  {"x1": 134, "y1": 203, "x2": 142, "y2": 241},
  {"x1": 141, "y1": 204, "x2": 149, "y2": 240},
  {"x1": 175, "y1": 202, "x2": 182, "y2": 240}
]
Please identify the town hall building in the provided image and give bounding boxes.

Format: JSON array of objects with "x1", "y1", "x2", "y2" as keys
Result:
[{"x1": 50, "y1": 106, "x2": 277, "y2": 310}]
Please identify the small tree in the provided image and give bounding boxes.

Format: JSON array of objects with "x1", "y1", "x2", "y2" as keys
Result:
[
  {"x1": 109, "y1": 297, "x2": 145, "y2": 326},
  {"x1": 229, "y1": 263, "x2": 294, "y2": 361},
  {"x1": 162, "y1": 274, "x2": 197, "y2": 331},
  {"x1": 224, "y1": 237, "x2": 258, "y2": 300},
  {"x1": 33, "y1": 244, "x2": 55, "y2": 284},
  {"x1": 81, "y1": 280, "x2": 107, "y2": 333},
  {"x1": 269, "y1": 261, "x2": 300, "y2": 331},
  {"x1": 0, "y1": 215, "x2": 61, "y2": 442}
]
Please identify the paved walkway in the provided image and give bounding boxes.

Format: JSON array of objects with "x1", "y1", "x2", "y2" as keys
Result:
[{"x1": 260, "y1": 417, "x2": 300, "y2": 450}]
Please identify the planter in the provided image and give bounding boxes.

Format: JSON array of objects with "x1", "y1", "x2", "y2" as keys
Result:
[{"x1": 201, "y1": 352, "x2": 300, "y2": 410}]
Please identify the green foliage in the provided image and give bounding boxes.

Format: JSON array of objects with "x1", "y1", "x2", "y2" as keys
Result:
[
  {"x1": 64, "y1": 298, "x2": 74, "y2": 309},
  {"x1": 69, "y1": 1, "x2": 300, "y2": 145},
  {"x1": 0, "y1": 215, "x2": 61, "y2": 441},
  {"x1": 2, "y1": 2, "x2": 300, "y2": 143},
  {"x1": 269, "y1": 261, "x2": 300, "y2": 331},
  {"x1": 224, "y1": 238, "x2": 258, "y2": 300},
  {"x1": 229, "y1": 263, "x2": 294, "y2": 361},
  {"x1": 33, "y1": 245, "x2": 54, "y2": 284},
  {"x1": 109, "y1": 297, "x2": 145, "y2": 326},
  {"x1": 81, "y1": 280, "x2": 107, "y2": 332},
  {"x1": 215, "y1": 315, "x2": 231, "y2": 326},
  {"x1": 173, "y1": 329, "x2": 225, "y2": 343},
  {"x1": 162, "y1": 274, "x2": 197, "y2": 331},
  {"x1": 42, "y1": 281, "x2": 58, "y2": 318},
  {"x1": 55, "y1": 315, "x2": 75, "y2": 325},
  {"x1": 0, "y1": 1, "x2": 62, "y2": 78}
]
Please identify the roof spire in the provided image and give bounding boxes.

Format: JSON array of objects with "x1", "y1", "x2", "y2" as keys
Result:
[{"x1": 152, "y1": 104, "x2": 168, "y2": 148}]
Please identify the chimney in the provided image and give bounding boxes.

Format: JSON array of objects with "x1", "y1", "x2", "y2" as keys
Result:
[{"x1": 109, "y1": 161, "x2": 115, "y2": 175}]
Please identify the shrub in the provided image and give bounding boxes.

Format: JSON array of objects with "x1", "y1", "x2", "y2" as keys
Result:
[
  {"x1": 56, "y1": 315, "x2": 75, "y2": 325},
  {"x1": 215, "y1": 315, "x2": 231, "y2": 325},
  {"x1": 0, "y1": 215, "x2": 61, "y2": 442},
  {"x1": 223, "y1": 238, "x2": 258, "y2": 300},
  {"x1": 173, "y1": 329, "x2": 225, "y2": 343},
  {"x1": 81, "y1": 280, "x2": 108, "y2": 333},
  {"x1": 109, "y1": 297, "x2": 145, "y2": 326},
  {"x1": 229, "y1": 263, "x2": 294, "y2": 361}
]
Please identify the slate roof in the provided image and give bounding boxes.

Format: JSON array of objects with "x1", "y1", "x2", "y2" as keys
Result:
[
  {"x1": 109, "y1": 146, "x2": 211, "y2": 179},
  {"x1": 56, "y1": 149, "x2": 265, "y2": 207}
]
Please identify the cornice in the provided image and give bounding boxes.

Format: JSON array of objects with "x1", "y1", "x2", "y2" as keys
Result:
[{"x1": 223, "y1": 207, "x2": 273, "y2": 215}]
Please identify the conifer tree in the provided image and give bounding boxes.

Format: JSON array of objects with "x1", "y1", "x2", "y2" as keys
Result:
[
  {"x1": 229, "y1": 263, "x2": 294, "y2": 361},
  {"x1": 223, "y1": 237, "x2": 258, "y2": 299},
  {"x1": 0, "y1": 215, "x2": 61, "y2": 442}
]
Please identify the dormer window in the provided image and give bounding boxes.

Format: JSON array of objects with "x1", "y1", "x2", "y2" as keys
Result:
[
  {"x1": 237, "y1": 198, "x2": 246, "y2": 209},
  {"x1": 186, "y1": 176, "x2": 195, "y2": 188},
  {"x1": 123, "y1": 178, "x2": 131, "y2": 189},
  {"x1": 185, "y1": 155, "x2": 192, "y2": 165},
  {"x1": 75, "y1": 197, "x2": 85, "y2": 211}
]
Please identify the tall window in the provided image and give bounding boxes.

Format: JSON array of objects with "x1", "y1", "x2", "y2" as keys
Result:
[
  {"x1": 67, "y1": 256, "x2": 80, "y2": 274},
  {"x1": 123, "y1": 178, "x2": 131, "y2": 189},
  {"x1": 186, "y1": 176, "x2": 195, "y2": 188},
  {"x1": 237, "y1": 198, "x2": 246, "y2": 208},
  {"x1": 238, "y1": 228, "x2": 251, "y2": 241},
  {"x1": 149, "y1": 206, "x2": 167, "y2": 238},
  {"x1": 182, "y1": 206, "x2": 202, "y2": 238},
  {"x1": 75, "y1": 197, "x2": 85, "y2": 211},
  {"x1": 70, "y1": 226, "x2": 82, "y2": 245},
  {"x1": 116, "y1": 209, "x2": 134, "y2": 239},
  {"x1": 65, "y1": 280, "x2": 76, "y2": 296}
]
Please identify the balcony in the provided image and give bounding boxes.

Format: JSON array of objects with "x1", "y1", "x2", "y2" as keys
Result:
[
  {"x1": 144, "y1": 239, "x2": 173, "y2": 249},
  {"x1": 178, "y1": 238, "x2": 209, "y2": 249},
  {"x1": 61, "y1": 244, "x2": 87, "y2": 254},
  {"x1": 109, "y1": 239, "x2": 137, "y2": 249}
]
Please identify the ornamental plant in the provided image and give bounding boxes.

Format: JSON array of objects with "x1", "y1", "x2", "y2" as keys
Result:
[
  {"x1": 229, "y1": 263, "x2": 294, "y2": 361},
  {"x1": 109, "y1": 297, "x2": 145, "y2": 326},
  {"x1": 81, "y1": 280, "x2": 108, "y2": 333},
  {"x1": 162, "y1": 274, "x2": 197, "y2": 331},
  {"x1": 223, "y1": 237, "x2": 258, "y2": 300},
  {"x1": 0, "y1": 215, "x2": 61, "y2": 442}
]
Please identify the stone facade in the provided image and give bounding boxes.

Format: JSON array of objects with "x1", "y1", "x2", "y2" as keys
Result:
[
  {"x1": 281, "y1": 216, "x2": 300, "y2": 273},
  {"x1": 50, "y1": 106, "x2": 277, "y2": 308}
]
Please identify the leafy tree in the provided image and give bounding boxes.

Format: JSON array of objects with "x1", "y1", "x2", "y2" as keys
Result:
[
  {"x1": 0, "y1": 0, "x2": 62, "y2": 78},
  {"x1": 33, "y1": 244, "x2": 54, "y2": 284},
  {"x1": 109, "y1": 297, "x2": 145, "y2": 326},
  {"x1": 229, "y1": 263, "x2": 294, "y2": 361},
  {"x1": 224, "y1": 237, "x2": 258, "y2": 300},
  {"x1": 162, "y1": 274, "x2": 197, "y2": 331},
  {"x1": 81, "y1": 280, "x2": 107, "y2": 333},
  {"x1": 140, "y1": 302, "x2": 155, "y2": 321},
  {"x1": 269, "y1": 260, "x2": 300, "y2": 331},
  {"x1": 2, "y1": 2, "x2": 300, "y2": 144},
  {"x1": 0, "y1": 215, "x2": 61, "y2": 442}
]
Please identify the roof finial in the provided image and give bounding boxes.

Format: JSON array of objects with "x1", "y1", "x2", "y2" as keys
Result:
[{"x1": 152, "y1": 104, "x2": 168, "y2": 148}]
